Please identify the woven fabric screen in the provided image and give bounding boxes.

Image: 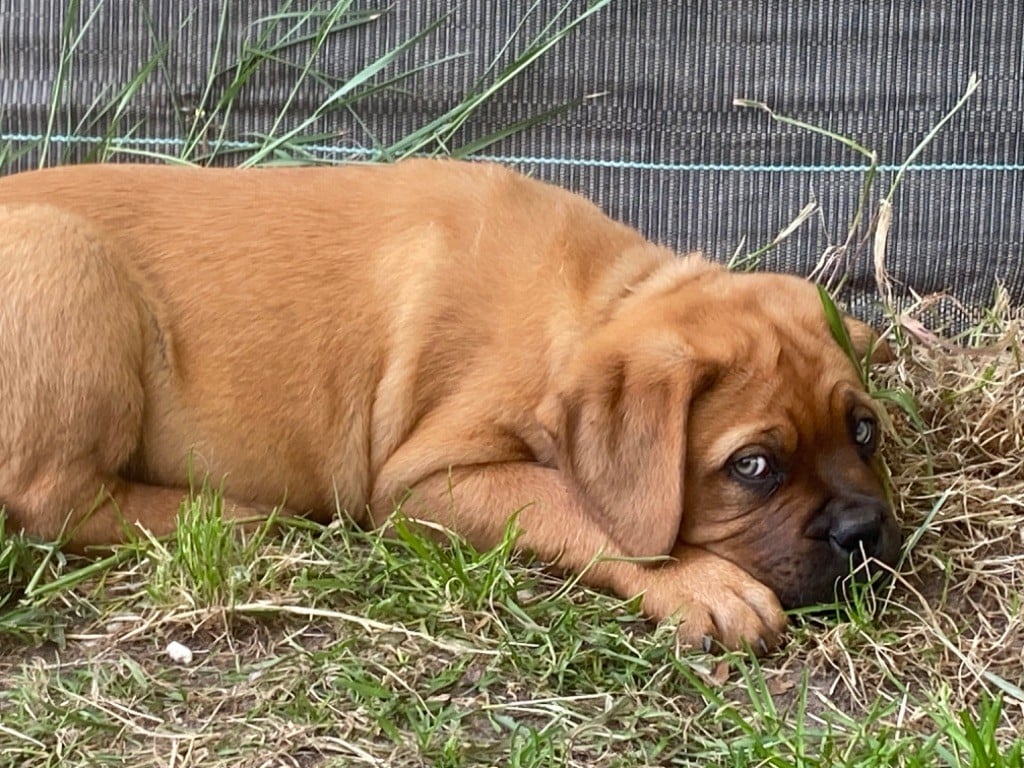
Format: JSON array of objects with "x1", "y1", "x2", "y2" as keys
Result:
[{"x1": 1, "y1": 1, "x2": 1021, "y2": 328}]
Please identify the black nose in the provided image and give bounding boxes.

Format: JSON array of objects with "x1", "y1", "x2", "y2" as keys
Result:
[
  {"x1": 819, "y1": 493, "x2": 899, "y2": 564},
  {"x1": 830, "y1": 508, "x2": 882, "y2": 558}
]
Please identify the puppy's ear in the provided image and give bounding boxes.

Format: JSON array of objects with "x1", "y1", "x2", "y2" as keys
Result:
[
  {"x1": 537, "y1": 339, "x2": 701, "y2": 559},
  {"x1": 843, "y1": 317, "x2": 894, "y2": 364}
]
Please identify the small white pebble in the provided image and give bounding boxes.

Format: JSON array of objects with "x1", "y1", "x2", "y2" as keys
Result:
[{"x1": 165, "y1": 641, "x2": 194, "y2": 666}]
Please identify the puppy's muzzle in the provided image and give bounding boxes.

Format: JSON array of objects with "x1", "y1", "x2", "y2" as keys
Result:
[{"x1": 793, "y1": 493, "x2": 902, "y2": 607}]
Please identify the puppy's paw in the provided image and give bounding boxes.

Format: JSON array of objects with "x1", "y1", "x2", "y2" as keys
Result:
[
  {"x1": 636, "y1": 546, "x2": 787, "y2": 654},
  {"x1": 671, "y1": 576, "x2": 786, "y2": 654}
]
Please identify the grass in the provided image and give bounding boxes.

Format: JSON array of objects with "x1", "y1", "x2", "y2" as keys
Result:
[
  {"x1": 3, "y1": 0, "x2": 611, "y2": 167},
  {"x1": 2, "y1": 437, "x2": 1023, "y2": 767},
  {"x1": 2, "y1": 1, "x2": 1023, "y2": 765}
]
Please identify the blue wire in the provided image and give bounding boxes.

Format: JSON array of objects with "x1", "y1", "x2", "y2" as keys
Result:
[{"x1": 2, "y1": 132, "x2": 1022, "y2": 173}]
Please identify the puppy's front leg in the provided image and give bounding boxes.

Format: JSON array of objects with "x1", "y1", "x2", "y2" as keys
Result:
[{"x1": 378, "y1": 463, "x2": 787, "y2": 652}]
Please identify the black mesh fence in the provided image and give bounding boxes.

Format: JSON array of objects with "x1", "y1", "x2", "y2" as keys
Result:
[{"x1": 1, "y1": 1, "x2": 1021, "y2": 328}]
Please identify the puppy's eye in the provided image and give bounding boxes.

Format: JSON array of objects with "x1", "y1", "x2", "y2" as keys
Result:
[
  {"x1": 730, "y1": 454, "x2": 772, "y2": 481},
  {"x1": 853, "y1": 417, "x2": 876, "y2": 447}
]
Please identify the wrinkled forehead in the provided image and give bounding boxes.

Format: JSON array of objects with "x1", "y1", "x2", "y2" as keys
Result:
[
  {"x1": 680, "y1": 273, "x2": 856, "y2": 369},
  {"x1": 663, "y1": 268, "x2": 839, "y2": 339},
  {"x1": 697, "y1": 328, "x2": 864, "y2": 405},
  {"x1": 739, "y1": 272, "x2": 844, "y2": 337},
  {"x1": 713, "y1": 294, "x2": 866, "y2": 394},
  {"x1": 653, "y1": 266, "x2": 874, "y2": 412},
  {"x1": 685, "y1": 292, "x2": 873, "y2": 445},
  {"x1": 699, "y1": 372, "x2": 876, "y2": 466}
]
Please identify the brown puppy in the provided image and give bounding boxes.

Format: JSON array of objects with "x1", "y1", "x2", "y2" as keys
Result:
[{"x1": 0, "y1": 160, "x2": 900, "y2": 651}]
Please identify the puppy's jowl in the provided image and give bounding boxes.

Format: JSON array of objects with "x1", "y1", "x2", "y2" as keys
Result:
[{"x1": 0, "y1": 160, "x2": 900, "y2": 651}]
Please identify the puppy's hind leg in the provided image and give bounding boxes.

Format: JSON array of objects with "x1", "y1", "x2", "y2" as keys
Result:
[{"x1": 0, "y1": 204, "x2": 184, "y2": 551}]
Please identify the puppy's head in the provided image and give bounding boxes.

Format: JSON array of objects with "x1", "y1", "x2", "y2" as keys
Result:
[{"x1": 538, "y1": 262, "x2": 900, "y2": 609}]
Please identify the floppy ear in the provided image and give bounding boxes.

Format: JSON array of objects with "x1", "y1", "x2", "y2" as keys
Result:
[
  {"x1": 536, "y1": 339, "x2": 700, "y2": 559},
  {"x1": 843, "y1": 317, "x2": 894, "y2": 364}
]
